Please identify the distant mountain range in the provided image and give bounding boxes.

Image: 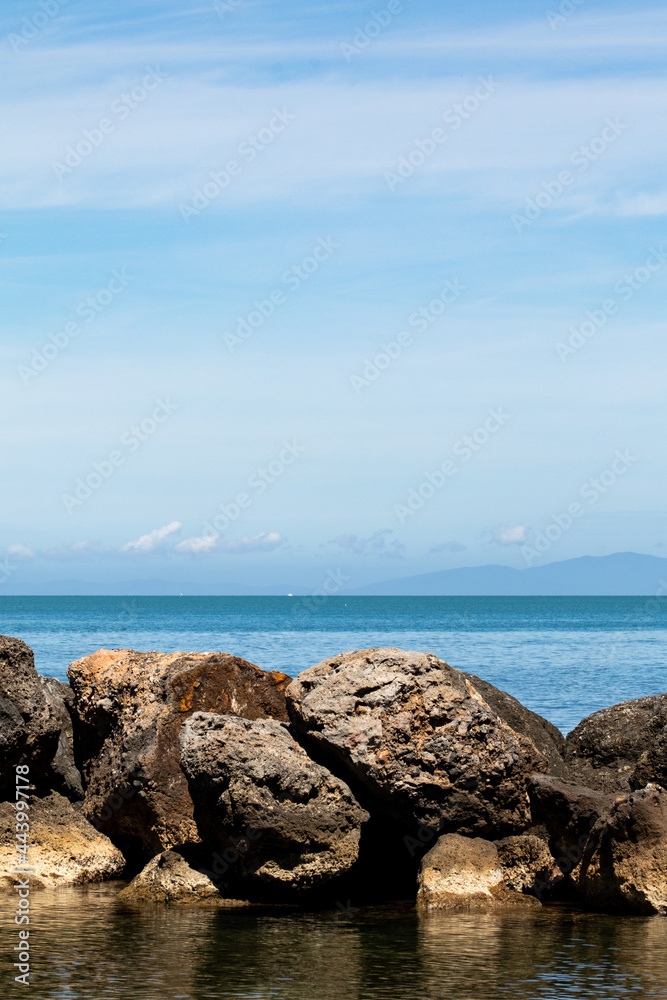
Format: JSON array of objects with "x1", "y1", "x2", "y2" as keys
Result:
[
  {"x1": 3, "y1": 553, "x2": 666, "y2": 597},
  {"x1": 343, "y1": 553, "x2": 667, "y2": 597}
]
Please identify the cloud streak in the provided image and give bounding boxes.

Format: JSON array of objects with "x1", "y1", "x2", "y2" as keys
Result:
[{"x1": 121, "y1": 521, "x2": 182, "y2": 553}]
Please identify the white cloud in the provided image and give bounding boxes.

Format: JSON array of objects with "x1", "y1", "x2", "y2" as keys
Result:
[
  {"x1": 176, "y1": 531, "x2": 284, "y2": 555},
  {"x1": 121, "y1": 521, "x2": 182, "y2": 553},
  {"x1": 176, "y1": 534, "x2": 219, "y2": 554},
  {"x1": 492, "y1": 524, "x2": 528, "y2": 545},
  {"x1": 6, "y1": 544, "x2": 35, "y2": 559},
  {"x1": 223, "y1": 532, "x2": 283, "y2": 553}
]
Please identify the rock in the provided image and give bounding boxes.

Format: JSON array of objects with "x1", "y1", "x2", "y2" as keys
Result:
[
  {"x1": 416, "y1": 833, "x2": 539, "y2": 909},
  {"x1": 68, "y1": 649, "x2": 290, "y2": 856},
  {"x1": 0, "y1": 636, "x2": 61, "y2": 796},
  {"x1": 463, "y1": 673, "x2": 568, "y2": 776},
  {"x1": 579, "y1": 784, "x2": 667, "y2": 915},
  {"x1": 180, "y1": 712, "x2": 369, "y2": 895},
  {"x1": 0, "y1": 791, "x2": 124, "y2": 888},
  {"x1": 564, "y1": 694, "x2": 667, "y2": 792},
  {"x1": 495, "y1": 834, "x2": 559, "y2": 898},
  {"x1": 286, "y1": 648, "x2": 547, "y2": 838},
  {"x1": 527, "y1": 774, "x2": 613, "y2": 871},
  {"x1": 40, "y1": 677, "x2": 84, "y2": 800},
  {"x1": 118, "y1": 848, "x2": 250, "y2": 906}
]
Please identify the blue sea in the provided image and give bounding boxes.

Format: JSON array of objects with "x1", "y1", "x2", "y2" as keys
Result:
[{"x1": 1, "y1": 595, "x2": 665, "y2": 733}]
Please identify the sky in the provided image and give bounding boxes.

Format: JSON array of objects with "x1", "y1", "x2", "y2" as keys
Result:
[{"x1": 1, "y1": 0, "x2": 666, "y2": 594}]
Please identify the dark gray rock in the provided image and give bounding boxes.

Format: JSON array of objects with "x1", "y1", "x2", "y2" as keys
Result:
[
  {"x1": 180, "y1": 712, "x2": 369, "y2": 893},
  {"x1": 564, "y1": 694, "x2": 667, "y2": 792},
  {"x1": 40, "y1": 677, "x2": 84, "y2": 800},
  {"x1": 463, "y1": 673, "x2": 567, "y2": 776},
  {"x1": 286, "y1": 648, "x2": 547, "y2": 838},
  {"x1": 0, "y1": 636, "x2": 60, "y2": 796},
  {"x1": 527, "y1": 774, "x2": 614, "y2": 872}
]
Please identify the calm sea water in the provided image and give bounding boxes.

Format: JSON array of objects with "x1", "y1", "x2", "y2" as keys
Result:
[
  {"x1": 1, "y1": 887, "x2": 667, "y2": 1000},
  {"x1": 0, "y1": 596, "x2": 665, "y2": 733}
]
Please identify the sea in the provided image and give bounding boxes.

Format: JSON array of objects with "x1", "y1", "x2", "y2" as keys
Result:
[
  {"x1": 1, "y1": 594, "x2": 665, "y2": 734},
  {"x1": 1, "y1": 595, "x2": 666, "y2": 999}
]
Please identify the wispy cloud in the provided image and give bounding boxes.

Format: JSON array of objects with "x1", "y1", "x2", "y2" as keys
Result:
[
  {"x1": 429, "y1": 541, "x2": 467, "y2": 554},
  {"x1": 176, "y1": 533, "x2": 219, "y2": 554},
  {"x1": 176, "y1": 530, "x2": 284, "y2": 555},
  {"x1": 5, "y1": 544, "x2": 35, "y2": 559},
  {"x1": 121, "y1": 521, "x2": 182, "y2": 553},
  {"x1": 325, "y1": 529, "x2": 406, "y2": 559},
  {"x1": 223, "y1": 531, "x2": 283, "y2": 553}
]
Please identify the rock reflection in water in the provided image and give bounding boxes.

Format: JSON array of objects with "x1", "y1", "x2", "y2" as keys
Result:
[{"x1": 1, "y1": 886, "x2": 667, "y2": 999}]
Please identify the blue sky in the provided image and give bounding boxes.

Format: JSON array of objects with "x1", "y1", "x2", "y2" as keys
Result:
[{"x1": 1, "y1": 0, "x2": 666, "y2": 593}]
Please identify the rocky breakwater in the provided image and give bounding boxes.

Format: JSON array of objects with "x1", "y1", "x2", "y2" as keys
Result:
[{"x1": 2, "y1": 634, "x2": 667, "y2": 915}]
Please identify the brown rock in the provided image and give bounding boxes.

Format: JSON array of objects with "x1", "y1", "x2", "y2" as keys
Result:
[
  {"x1": 287, "y1": 648, "x2": 547, "y2": 838},
  {"x1": 68, "y1": 649, "x2": 289, "y2": 855},
  {"x1": 180, "y1": 712, "x2": 369, "y2": 894},
  {"x1": 564, "y1": 694, "x2": 667, "y2": 792},
  {"x1": 0, "y1": 791, "x2": 124, "y2": 888},
  {"x1": 579, "y1": 783, "x2": 667, "y2": 915},
  {"x1": 417, "y1": 833, "x2": 539, "y2": 910},
  {"x1": 118, "y1": 848, "x2": 250, "y2": 906},
  {"x1": 495, "y1": 834, "x2": 560, "y2": 898}
]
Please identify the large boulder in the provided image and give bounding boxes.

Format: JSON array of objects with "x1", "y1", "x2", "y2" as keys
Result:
[
  {"x1": 118, "y1": 848, "x2": 250, "y2": 906},
  {"x1": 0, "y1": 791, "x2": 124, "y2": 888},
  {"x1": 0, "y1": 636, "x2": 61, "y2": 796},
  {"x1": 68, "y1": 649, "x2": 290, "y2": 856},
  {"x1": 286, "y1": 648, "x2": 547, "y2": 838},
  {"x1": 40, "y1": 677, "x2": 84, "y2": 800},
  {"x1": 564, "y1": 694, "x2": 667, "y2": 792},
  {"x1": 180, "y1": 712, "x2": 369, "y2": 895},
  {"x1": 578, "y1": 784, "x2": 667, "y2": 915},
  {"x1": 416, "y1": 833, "x2": 539, "y2": 910},
  {"x1": 463, "y1": 673, "x2": 567, "y2": 776}
]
